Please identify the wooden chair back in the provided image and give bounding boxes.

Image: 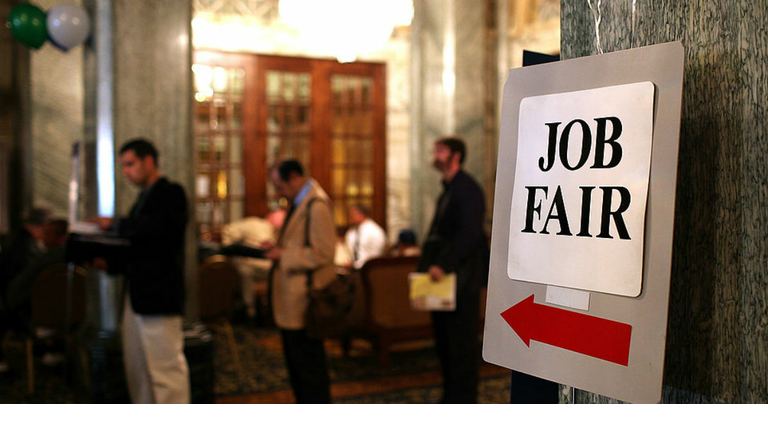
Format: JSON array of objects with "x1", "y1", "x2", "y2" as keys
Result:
[
  {"x1": 361, "y1": 256, "x2": 431, "y2": 329},
  {"x1": 198, "y1": 255, "x2": 240, "y2": 320},
  {"x1": 29, "y1": 263, "x2": 87, "y2": 331}
]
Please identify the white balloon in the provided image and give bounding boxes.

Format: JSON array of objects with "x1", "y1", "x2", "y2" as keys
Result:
[{"x1": 47, "y1": 3, "x2": 91, "y2": 51}]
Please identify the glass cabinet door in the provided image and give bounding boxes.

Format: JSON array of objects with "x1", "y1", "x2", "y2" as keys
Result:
[
  {"x1": 263, "y1": 69, "x2": 312, "y2": 210},
  {"x1": 193, "y1": 60, "x2": 247, "y2": 241},
  {"x1": 329, "y1": 75, "x2": 376, "y2": 227},
  {"x1": 194, "y1": 51, "x2": 386, "y2": 240}
]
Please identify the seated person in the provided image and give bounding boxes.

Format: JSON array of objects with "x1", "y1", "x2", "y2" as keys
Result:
[
  {"x1": 391, "y1": 229, "x2": 421, "y2": 257},
  {"x1": 220, "y1": 209, "x2": 285, "y2": 319},
  {"x1": 0, "y1": 207, "x2": 51, "y2": 305},
  {"x1": 343, "y1": 205, "x2": 387, "y2": 270},
  {"x1": 0, "y1": 219, "x2": 68, "y2": 373}
]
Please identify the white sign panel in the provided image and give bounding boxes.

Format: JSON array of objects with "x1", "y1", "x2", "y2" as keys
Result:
[{"x1": 508, "y1": 82, "x2": 655, "y2": 297}]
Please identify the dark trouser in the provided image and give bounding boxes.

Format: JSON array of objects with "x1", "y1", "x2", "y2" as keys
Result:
[
  {"x1": 0, "y1": 304, "x2": 27, "y2": 362},
  {"x1": 509, "y1": 371, "x2": 559, "y2": 403},
  {"x1": 280, "y1": 328, "x2": 331, "y2": 403},
  {"x1": 431, "y1": 286, "x2": 481, "y2": 403}
]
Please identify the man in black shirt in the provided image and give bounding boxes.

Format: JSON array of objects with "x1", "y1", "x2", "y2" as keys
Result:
[
  {"x1": 92, "y1": 138, "x2": 189, "y2": 403},
  {"x1": 419, "y1": 136, "x2": 489, "y2": 403}
]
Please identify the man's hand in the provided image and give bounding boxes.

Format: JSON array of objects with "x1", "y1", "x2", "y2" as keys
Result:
[
  {"x1": 265, "y1": 245, "x2": 283, "y2": 261},
  {"x1": 428, "y1": 265, "x2": 444, "y2": 282},
  {"x1": 88, "y1": 216, "x2": 114, "y2": 231}
]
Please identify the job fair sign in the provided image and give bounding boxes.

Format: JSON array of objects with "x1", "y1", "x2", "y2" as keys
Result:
[
  {"x1": 508, "y1": 82, "x2": 655, "y2": 297},
  {"x1": 483, "y1": 42, "x2": 684, "y2": 404}
]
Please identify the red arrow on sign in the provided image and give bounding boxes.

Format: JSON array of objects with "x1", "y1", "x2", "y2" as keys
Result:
[{"x1": 500, "y1": 295, "x2": 632, "y2": 366}]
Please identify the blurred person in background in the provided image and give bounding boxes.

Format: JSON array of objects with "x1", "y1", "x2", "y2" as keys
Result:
[
  {"x1": 0, "y1": 219, "x2": 68, "y2": 373},
  {"x1": 343, "y1": 204, "x2": 386, "y2": 270},
  {"x1": 391, "y1": 229, "x2": 421, "y2": 257},
  {"x1": 418, "y1": 136, "x2": 489, "y2": 403},
  {"x1": 0, "y1": 207, "x2": 51, "y2": 306},
  {"x1": 221, "y1": 208, "x2": 286, "y2": 320}
]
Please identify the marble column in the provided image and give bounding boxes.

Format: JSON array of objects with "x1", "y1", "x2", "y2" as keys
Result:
[
  {"x1": 9, "y1": 12, "x2": 31, "y2": 231},
  {"x1": 410, "y1": 0, "x2": 490, "y2": 237},
  {"x1": 30, "y1": 0, "x2": 84, "y2": 215},
  {"x1": 83, "y1": 0, "x2": 196, "y2": 321},
  {"x1": 561, "y1": 0, "x2": 768, "y2": 403}
]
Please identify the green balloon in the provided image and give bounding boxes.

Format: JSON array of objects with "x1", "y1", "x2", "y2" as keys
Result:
[{"x1": 7, "y1": 3, "x2": 48, "y2": 49}]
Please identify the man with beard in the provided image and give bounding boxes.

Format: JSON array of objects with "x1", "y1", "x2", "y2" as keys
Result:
[{"x1": 419, "y1": 136, "x2": 489, "y2": 403}]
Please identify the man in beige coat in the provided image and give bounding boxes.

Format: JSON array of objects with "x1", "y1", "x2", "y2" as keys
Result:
[{"x1": 265, "y1": 159, "x2": 336, "y2": 403}]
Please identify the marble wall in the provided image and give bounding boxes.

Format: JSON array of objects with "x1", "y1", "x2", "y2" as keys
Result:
[
  {"x1": 111, "y1": 0, "x2": 193, "y2": 216},
  {"x1": 30, "y1": 0, "x2": 84, "y2": 217},
  {"x1": 410, "y1": 0, "x2": 489, "y2": 238},
  {"x1": 561, "y1": 0, "x2": 768, "y2": 403},
  {"x1": 0, "y1": 0, "x2": 30, "y2": 233},
  {"x1": 30, "y1": 0, "x2": 193, "y2": 218}
]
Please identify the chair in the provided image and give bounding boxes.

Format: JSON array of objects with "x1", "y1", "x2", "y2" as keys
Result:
[
  {"x1": 251, "y1": 279, "x2": 270, "y2": 326},
  {"x1": 197, "y1": 255, "x2": 245, "y2": 383},
  {"x1": 27, "y1": 263, "x2": 87, "y2": 394},
  {"x1": 360, "y1": 256, "x2": 433, "y2": 367}
]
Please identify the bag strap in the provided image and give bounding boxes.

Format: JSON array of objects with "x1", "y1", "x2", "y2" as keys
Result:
[{"x1": 304, "y1": 197, "x2": 321, "y2": 289}]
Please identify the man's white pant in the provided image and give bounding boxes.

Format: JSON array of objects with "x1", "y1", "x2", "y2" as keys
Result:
[{"x1": 122, "y1": 294, "x2": 190, "y2": 404}]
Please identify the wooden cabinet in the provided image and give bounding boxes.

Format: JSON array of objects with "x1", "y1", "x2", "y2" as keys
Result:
[{"x1": 193, "y1": 51, "x2": 386, "y2": 241}]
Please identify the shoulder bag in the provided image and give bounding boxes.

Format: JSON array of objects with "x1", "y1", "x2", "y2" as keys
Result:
[{"x1": 303, "y1": 198, "x2": 355, "y2": 339}]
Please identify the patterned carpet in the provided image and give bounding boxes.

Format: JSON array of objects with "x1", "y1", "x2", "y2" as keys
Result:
[{"x1": 0, "y1": 322, "x2": 511, "y2": 404}]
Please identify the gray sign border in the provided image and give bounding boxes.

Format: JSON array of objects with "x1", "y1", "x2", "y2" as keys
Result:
[{"x1": 482, "y1": 42, "x2": 685, "y2": 404}]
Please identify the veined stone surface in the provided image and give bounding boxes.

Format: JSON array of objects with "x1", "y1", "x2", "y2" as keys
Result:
[{"x1": 561, "y1": 0, "x2": 768, "y2": 404}]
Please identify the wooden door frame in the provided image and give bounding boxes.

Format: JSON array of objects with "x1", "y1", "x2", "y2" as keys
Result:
[
  {"x1": 325, "y1": 60, "x2": 387, "y2": 229},
  {"x1": 253, "y1": 55, "x2": 316, "y2": 217},
  {"x1": 194, "y1": 51, "x2": 260, "y2": 218},
  {"x1": 194, "y1": 51, "x2": 387, "y2": 229}
]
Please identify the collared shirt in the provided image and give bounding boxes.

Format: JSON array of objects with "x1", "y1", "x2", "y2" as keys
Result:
[
  {"x1": 293, "y1": 180, "x2": 313, "y2": 207},
  {"x1": 344, "y1": 218, "x2": 387, "y2": 269},
  {"x1": 283, "y1": 180, "x2": 314, "y2": 229}
]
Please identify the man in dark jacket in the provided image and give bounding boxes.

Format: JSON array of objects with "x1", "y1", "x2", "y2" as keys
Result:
[
  {"x1": 92, "y1": 138, "x2": 189, "y2": 403},
  {"x1": 419, "y1": 136, "x2": 489, "y2": 403}
]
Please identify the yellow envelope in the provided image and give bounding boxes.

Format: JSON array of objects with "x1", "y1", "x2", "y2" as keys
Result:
[{"x1": 409, "y1": 272, "x2": 456, "y2": 311}]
